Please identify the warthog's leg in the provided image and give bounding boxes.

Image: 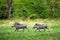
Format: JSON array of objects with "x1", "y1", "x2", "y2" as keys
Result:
[
  {"x1": 26, "y1": 28, "x2": 29, "y2": 32},
  {"x1": 39, "y1": 29, "x2": 41, "y2": 32},
  {"x1": 23, "y1": 28, "x2": 25, "y2": 32},
  {"x1": 44, "y1": 28, "x2": 45, "y2": 31},
  {"x1": 35, "y1": 28, "x2": 40, "y2": 32},
  {"x1": 15, "y1": 28, "x2": 18, "y2": 31}
]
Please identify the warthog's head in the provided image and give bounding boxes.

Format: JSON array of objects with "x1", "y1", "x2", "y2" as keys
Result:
[
  {"x1": 33, "y1": 23, "x2": 38, "y2": 29},
  {"x1": 12, "y1": 22, "x2": 20, "y2": 28}
]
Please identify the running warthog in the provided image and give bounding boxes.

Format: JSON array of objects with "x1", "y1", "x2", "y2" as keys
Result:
[
  {"x1": 33, "y1": 23, "x2": 50, "y2": 32},
  {"x1": 12, "y1": 22, "x2": 29, "y2": 32}
]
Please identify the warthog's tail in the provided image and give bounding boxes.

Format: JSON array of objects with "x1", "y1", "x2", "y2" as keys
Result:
[
  {"x1": 45, "y1": 26, "x2": 50, "y2": 32},
  {"x1": 46, "y1": 27, "x2": 50, "y2": 32},
  {"x1": 26, "y1": 27, "x2": 29, "y2": 32}
]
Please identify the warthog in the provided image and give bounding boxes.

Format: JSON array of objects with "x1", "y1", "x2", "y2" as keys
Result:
[
  {"x1": 33, "y1": 23, "x2": 50, "y2": 32},
  {"x1": 12, "y1": 22, "x2": 29, "y2": 32}
]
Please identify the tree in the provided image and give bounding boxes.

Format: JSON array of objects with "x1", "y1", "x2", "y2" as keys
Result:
[{"x1": 7, "y1": 0, "x2": 12, "y2": 19}]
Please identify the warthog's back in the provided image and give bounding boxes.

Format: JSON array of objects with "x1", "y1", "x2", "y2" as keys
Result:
[
  {"x1": 14, "y1": 23, "x2": 27, "y2": 28},
  {"x1": 41, "y1": 24, "x2": 47, "y2": 28},
  {"x1": 34, "y1": 24, "x2": 47, "y2": 29},
  {"x1": 34, "y1": 24, "x2": 40, "y2": 28},
  {"x1": 18, "y1": 24, "x2": 27, "y2": 27}
]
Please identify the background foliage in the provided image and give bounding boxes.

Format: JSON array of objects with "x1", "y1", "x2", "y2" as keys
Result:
[{"x1": 0, "y1": 0, "x2": 60, "y2": 19}]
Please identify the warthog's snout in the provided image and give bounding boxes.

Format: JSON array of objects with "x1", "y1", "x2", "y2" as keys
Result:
[
  {"x1": 33, "y1": 27, "x2": 35, "y2": 29},
  {"x1": 12, "y1": 26, "x2": 14, "y2": 27}
]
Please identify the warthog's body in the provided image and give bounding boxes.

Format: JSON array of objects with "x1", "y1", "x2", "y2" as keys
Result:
[
  {"x1": 33, "y1": 23, "x2": 50, "y2": 31},
  {"x1": 12, "y1": 22, "x2": 29, "y2": 31}
]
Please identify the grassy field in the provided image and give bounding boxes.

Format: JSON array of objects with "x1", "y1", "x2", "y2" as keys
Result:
[{"x1": 0, "y1": 19, "x2": 60, "y2": 40}]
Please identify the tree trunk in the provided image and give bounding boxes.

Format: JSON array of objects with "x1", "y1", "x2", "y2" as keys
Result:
[{"x1": 7, "y1": 0, "x2": 12, "y2": 19}]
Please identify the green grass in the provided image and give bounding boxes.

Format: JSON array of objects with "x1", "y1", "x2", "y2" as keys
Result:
[{"x1": 0, "y1": 19, "x2": 60, "y2": 40}]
